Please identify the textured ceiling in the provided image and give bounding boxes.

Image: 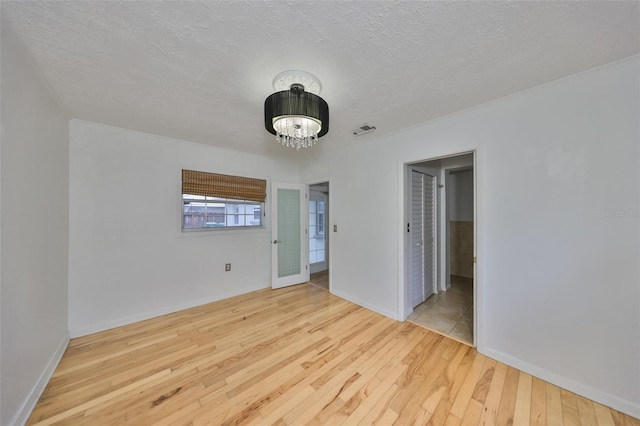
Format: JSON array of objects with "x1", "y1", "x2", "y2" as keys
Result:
[{"x1": 2, "y1": 1, "x2": 639, "y2": 158}]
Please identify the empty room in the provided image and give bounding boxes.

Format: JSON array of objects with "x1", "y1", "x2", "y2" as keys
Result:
[{"x1": 1, "y1": 1, "x2": 639, "y2": 425}]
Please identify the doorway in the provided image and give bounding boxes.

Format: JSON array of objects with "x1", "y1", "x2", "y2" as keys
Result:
[
  {"x1": 309, "y1": 182, "x2": 329, "y2": 291},
  {"x1": 404, "y1": 152, "x2": 476, "y2": 345}
]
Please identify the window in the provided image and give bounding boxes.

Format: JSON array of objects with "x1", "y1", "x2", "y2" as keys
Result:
[
  {"x1": 182, "y1": 170, "x2": 266, "y2": 231},
  {"x1": 309, "y1": 200, "x2": 326, "y2": 264},
  {"x1": 317, "y1": 201, "x2": 325, "y2": 235}
]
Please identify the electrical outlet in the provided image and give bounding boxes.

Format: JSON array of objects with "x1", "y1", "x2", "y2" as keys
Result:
[{"x1": 225, "y1": 263, "x2": 231, "y2": 272}]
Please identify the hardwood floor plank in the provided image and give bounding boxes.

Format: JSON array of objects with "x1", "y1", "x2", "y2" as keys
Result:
[
  {"x1": 496, "y1": 366, "x2": 520, "y2": 426},
  {"x1": 624, "y1": 413, "x2": 640, "y2": 426},
  {"x1": 545, "y1": 381, "x2": 565, "y2": 426},
  {"x1": 477, "y1": 361, "x2": 508, "y2": 426},
  {"x1": 576, "y1": 394, "x2": 599, "y2": 426},
  {"x1": 25, "y1": 284, "x2": 639, "y2": 426},
  {"x1": 512, "y1": 371, "x2": 533, "y2": 426},
  {"x1": 471, "y1": 358, "x2": 497, "y2": 405},
  {"x1": 461, "y1": 399, "x2": 484, "y2": 425},
  {"x1": 561, "y1": 388, "x2": 582, "y2": 426},
  {"x1": 445, "y1": 345, "x2": 477, "y2": 405},
  {"x1": 592, "y1": 402, "x2": 615, "y2": 426},
  {"x1": 530, "y1": 376, "x2": 548, "y2": 425},
  {"x1": 341, "y1": 362, "x2": 408, "y2": 424},
  {"x1": 450, "y1": 351, "x2": 486, "y2": 418},
  {"x1": 30, "y1": 369, "x2": 171, "y2": 426},
  {"x1": 359, "y1": 383, "x2": 401, "y2": 424}
]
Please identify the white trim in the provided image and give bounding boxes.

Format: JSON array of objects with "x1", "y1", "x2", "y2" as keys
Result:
[
  {"x1": 308, "y1": 178, "x2": 332, "y2": 293},
  {"x1": 308, "y1": 188, "x2": 328, "y2": 274},
  {"x1": 483, "y1": 347, "x2": 640, "y2": 419},
  {"x1": 473, "y1": 147, "x2": 484, "y2": 352},
  {"x1": 332, "y1": 289, "x2": 400, "y2": 321},
  {"x1": 69, "y1": 284, "x2": 269, "y2": 338},
  {"x1": 398, "y1": 148, "x2": 482, "y2": 352},
  {"x1": 398, "y1": 160, "x2": 408, "y2": 320},
  {"x1": 10, "y1": 332, "x2": 70, "y2": 426}
]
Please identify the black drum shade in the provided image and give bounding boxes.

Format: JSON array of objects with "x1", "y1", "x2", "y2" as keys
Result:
[{"x1": 264, "y1": 86, "x2": 329, "y2": 138}]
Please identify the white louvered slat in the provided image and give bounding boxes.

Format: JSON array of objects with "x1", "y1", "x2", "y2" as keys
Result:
[
  {"x1": 423, "y1": 174, "x2": 435, "y2": 301},
  {"x1": 410, "y1": 170, "x2": 436, "y2": 308},
  {"x1": 410, "y1": 171, "x2": 424, "y2": 308}
]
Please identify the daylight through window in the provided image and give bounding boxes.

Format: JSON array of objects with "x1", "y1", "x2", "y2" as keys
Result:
[{"x1": 182, "y1": 170, "x2": 266, "y2": 231}]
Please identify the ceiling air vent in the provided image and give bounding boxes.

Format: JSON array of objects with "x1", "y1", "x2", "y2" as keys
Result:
[{"x1": 352, "y1": 123, "x2": 377, "y2": 136}]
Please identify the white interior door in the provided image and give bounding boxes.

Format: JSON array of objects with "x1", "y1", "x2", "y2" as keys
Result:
[
  {"x1": 271, "y1": 183, "x2": 309, "y2": 289},
  {"x1": 410, "y1": 170, "x2": 436, "y2": 307}
]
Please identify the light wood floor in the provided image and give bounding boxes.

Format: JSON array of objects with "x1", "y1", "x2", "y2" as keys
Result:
[{"x1": 28, "y1": 284, "x2": 638, "y2": 425}]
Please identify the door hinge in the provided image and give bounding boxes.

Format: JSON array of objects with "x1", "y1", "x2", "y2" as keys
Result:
[
  {"x1": 407, "y1": 223, "x2": 410, "y2": 233},
  {"x1": 473, "y1": 256, "x2": 477, "y2": 264}
]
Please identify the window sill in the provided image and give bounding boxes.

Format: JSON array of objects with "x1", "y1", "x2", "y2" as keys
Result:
[{"x1": 177, "y1": 226, "x2": 270, "y2": 238}]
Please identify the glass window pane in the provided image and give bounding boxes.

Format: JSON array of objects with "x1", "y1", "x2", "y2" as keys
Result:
[
  {"x1": 317, "y1": 213, "x2": 324, "y2": 234},
  {"x1": 277, "y1": 188, "x2": 301, "y2": 278},
  {"x1": 183, "y1": 198, "x2": 262, "y2": 230}
]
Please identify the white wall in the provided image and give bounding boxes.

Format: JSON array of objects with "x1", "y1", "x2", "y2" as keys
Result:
[
  {"x1": 1, "y1": 24, "x2": 70, "y2": 425},
  {"x1": 300, "y1": 56, "x2": 640, "y2": 416},
  {"x1": 68, "y1": 120, "x2": 298, "y2": 337},
  {"x1": 448, "y1": 169, "x2": 473, "y2": 222}
]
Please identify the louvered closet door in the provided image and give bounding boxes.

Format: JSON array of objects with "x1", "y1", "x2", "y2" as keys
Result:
[
  {"x1": 411, "y1": 171, "x2": 426, "y2": 308},
  {"x1": 411, "y1": 170, "x2": 435, "y2": 308}
]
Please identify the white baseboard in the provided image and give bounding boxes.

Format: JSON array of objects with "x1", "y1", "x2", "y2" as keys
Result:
[
  {"x1": 9, "y1": 332, "x2": 70, "y2": 426},
  {"x1": 482, "y1": 347, "x2": 640, "y2": 419},
  {"x1": 69, "y1": 284, "x2": 269, "y2": 338},
  {"x1": 331, "y1": 289, "x2": 400, "y2": 321}
]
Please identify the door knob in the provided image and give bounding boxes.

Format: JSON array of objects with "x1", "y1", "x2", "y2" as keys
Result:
[{"x1": 273, "y1": 240, "x2": 282, "y2": 244}]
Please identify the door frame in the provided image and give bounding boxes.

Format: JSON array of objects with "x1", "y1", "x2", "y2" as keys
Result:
[
  {"x1": 309, "y1": 187, "x2": 328, "y2": 274},
  {"x1": 306, "y1": 178, "x2": 332, "y2": 292},
  {"x1": 444, "y1": 165, "x2": 473, "y2": 292},
  {"x1": 399, "y1": 149, "x2": 481, "y2": 349}
]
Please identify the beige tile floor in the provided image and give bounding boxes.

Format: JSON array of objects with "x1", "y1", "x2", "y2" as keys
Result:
[
  {"x1": 309, "y1": 270, "x2": 329, "y2": 291},
  {"x1": 408, "y1": 275, "x2": 474, "y2": 345}
]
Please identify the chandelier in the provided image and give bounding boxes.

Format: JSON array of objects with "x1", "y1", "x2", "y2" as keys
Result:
[{"x1": 264, "y1": 71, "x2": 329, "y2": 150}]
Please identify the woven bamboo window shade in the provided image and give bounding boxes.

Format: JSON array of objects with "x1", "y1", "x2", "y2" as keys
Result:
[{"x1": 182, "y1": 170, "x2": 266, "y2": 203}]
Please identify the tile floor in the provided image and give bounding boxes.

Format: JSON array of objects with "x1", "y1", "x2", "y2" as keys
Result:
[
  {"x1": 407, "y1": 275, "x2": 473, "y2": 345},
  {"x1": 309, "y1": 270, "x2": 329, "y2": 291}
]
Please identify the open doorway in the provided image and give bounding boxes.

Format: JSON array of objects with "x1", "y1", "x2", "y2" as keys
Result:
[
  {"x1": 404, "y1": 152, "x2": 476, "y2": 345},
  {"x1": 309, "y1": 182, "x2": 329, "y2": 291}
]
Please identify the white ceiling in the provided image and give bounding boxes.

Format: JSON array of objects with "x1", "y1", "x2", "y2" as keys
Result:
[{"x1": 3, "y1": 1, "x2": 639, "y2": 159}]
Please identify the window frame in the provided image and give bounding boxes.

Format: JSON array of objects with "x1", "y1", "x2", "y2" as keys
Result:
[{"x1": 180, "y1": 169, "x2": 267, "y2": 234}]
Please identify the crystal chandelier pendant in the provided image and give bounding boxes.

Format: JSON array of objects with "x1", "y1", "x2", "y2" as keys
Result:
[
  {"x1": 272, "y1": 114, "x2": 321, "y2": 149},
  {"x1": 264, "y1": 71, "x2": 329, "y2": 150}
]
